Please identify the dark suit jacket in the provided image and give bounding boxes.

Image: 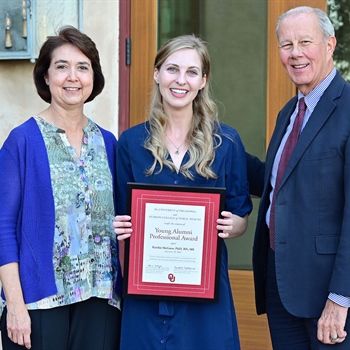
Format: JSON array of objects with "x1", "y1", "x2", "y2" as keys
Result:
[{"x1": 247, "y1": 71, "x2": 350, "y2": 318}]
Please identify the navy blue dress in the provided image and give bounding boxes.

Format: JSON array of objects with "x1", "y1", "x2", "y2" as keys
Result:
[{"x1": 117, "y1": 122, "x2": 252, "y2": 350}]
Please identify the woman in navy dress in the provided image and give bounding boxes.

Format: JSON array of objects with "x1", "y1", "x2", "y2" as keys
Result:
[{"x1": 113, "y1": 35, "x2": 252, "y2": 350}]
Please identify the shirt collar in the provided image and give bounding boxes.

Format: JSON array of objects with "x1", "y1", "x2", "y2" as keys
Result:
[{"x1": 298, "y1": 67, "x2": 336, "y2": 112}]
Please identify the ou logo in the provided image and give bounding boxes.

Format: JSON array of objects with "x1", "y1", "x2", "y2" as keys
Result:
[{"x1": 168, "y1": 273, "x2": 176, "y2": 282}]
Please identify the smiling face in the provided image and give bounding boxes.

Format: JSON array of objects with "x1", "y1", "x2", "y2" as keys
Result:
[
  {"x1": 277, "y1": 12, "x2": 336, "y2": 95},
  {"x1": 45, "y1": 44, "x2": 94, "y2": 109},
  {"x1": 154, "y1": 48, "x2": 206, "y2": 114}
]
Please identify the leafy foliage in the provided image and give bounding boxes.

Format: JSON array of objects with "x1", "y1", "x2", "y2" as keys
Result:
[{"x1": 328, "y1": 0, "x2": 350, "y2": 81}]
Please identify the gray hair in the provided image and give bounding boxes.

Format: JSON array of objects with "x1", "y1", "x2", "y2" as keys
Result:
[{"x1": 276, "y1": 6, "x2": 335, "y2": 41}]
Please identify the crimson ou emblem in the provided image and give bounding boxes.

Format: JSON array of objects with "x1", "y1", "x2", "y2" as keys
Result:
[{"x1": 168, "y1": 273, "x2": 176, "y2": 282}]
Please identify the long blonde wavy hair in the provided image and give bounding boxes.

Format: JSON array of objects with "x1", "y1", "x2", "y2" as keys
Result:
[{"x1": 145, "y1": 35, "x2": 221, "y2": 180}]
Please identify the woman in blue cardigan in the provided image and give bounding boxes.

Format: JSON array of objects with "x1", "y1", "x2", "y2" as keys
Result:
[
  {"x1": 0, "y1": 26, "x2": 122, "y2": 350},
  {"x1": 113, "y1": 35, "x2": 252, "y2": 350}
]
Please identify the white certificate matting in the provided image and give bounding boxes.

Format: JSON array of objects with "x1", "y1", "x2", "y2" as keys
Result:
[{"x1": 142, "y1": 203, "x2": 205, "y2": 285}]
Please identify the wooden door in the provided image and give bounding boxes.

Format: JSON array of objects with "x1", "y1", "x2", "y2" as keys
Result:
[{"x1": 129, "y1": 1, "x2": 157, "y2": 127}]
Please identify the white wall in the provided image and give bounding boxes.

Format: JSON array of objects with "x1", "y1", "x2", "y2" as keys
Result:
[{"x1": 0, "y1": 0, "x2": 120, "y2": 146}]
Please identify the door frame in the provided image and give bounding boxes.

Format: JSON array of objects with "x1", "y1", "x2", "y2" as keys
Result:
[
  {"x1": 129, "y1": 1, "x2": 157, "y2": 128},
  {"x1": 118, "y1": 0, "x2": 131, "y2": 136}
]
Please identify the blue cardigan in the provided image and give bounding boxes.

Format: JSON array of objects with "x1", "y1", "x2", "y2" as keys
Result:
[{"x1": 0, "y1": 117, "x2": 122, "y2": 303}]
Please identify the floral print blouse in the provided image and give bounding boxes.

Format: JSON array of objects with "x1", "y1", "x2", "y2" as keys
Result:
[{"x1": 27, "y1": 117, "x2": 120, "y2": 310}]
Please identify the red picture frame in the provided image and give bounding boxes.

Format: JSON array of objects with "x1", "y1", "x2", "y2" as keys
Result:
[{"x1": 123, "y1": 183, "x2": 225, "y2": 303}]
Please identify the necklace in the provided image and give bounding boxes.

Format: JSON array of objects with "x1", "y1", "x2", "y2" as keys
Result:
[{"x1": 166, "y1": 135, "x2": 186, "y2": 155}]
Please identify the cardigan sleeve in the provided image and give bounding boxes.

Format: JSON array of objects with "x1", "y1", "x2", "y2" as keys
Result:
[
  {"x1": 98, "y1": 125, "x2": 118, "y2": 213},
  {"x1": 0, "y1": 132, "x2": 23, "y2": 265},
  {"x1": 116, "y1": 130, "x2": 135, "y2": 215}
]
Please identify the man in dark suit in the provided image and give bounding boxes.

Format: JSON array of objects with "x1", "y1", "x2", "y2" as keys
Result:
[{"x1": 247, "y1": 6, "x2": 350, "y2": 349}]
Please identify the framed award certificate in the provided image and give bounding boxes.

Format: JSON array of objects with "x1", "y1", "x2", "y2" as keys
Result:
[{"x1": 123, "y1": 182, "x2": 225, "y2": 303}]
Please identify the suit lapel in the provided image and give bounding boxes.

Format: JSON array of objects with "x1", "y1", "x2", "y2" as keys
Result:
[
  {"x1": 264, "y1": 99, "x2": 297, "y2": 186},
  {"x1": 278, "y1": 72, "x2": 345, "y2": 190}
]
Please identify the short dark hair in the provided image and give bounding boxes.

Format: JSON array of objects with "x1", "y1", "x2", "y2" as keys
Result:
[{"x1": 33, "y1": 26, "x2": 105, "y2": 103}]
